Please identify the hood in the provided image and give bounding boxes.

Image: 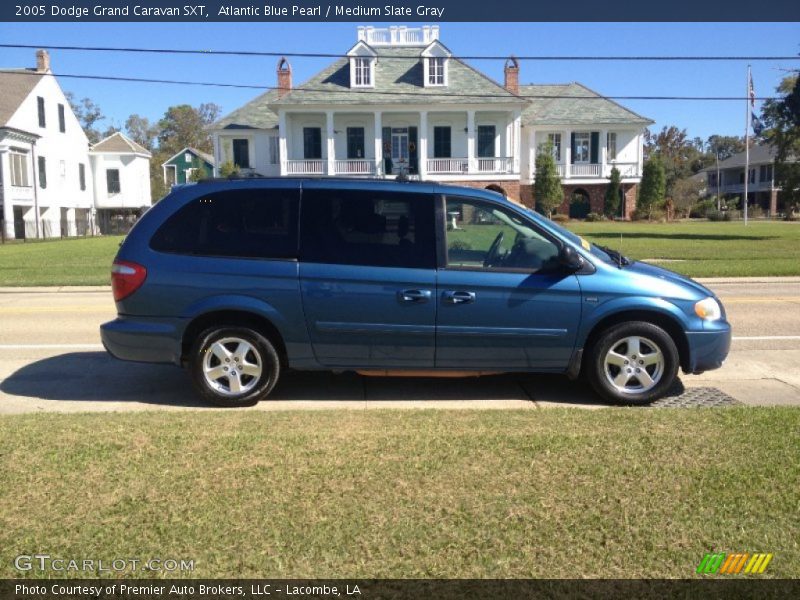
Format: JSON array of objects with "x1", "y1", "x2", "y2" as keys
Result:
[{"x1": 625, "y1": 260, "x2": 713, "y2": 298}]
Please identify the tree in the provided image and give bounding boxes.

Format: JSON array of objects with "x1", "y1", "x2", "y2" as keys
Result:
[
  {"x1": 604, "y1": 167, "x2": 621, "y2": 218},
  {"x1": 761, "y1": 74, "x2": 800, "y2": 211},
  {"x1": 670, "y1": 176, "x2": 705, "y2": 218},
  {"x1": 64, "y1": 92, "x2": 106, "y2": 143},
  {"x1": 533, "y1": 146, "x2": 563, "y2": 218},
  {"x1": 124, "y1": 114, "x2": 159, "y2": 152},
  {"x1": 157, "y1": 103, "x2": 221, "y2": 156},
  {"x1": 638, "y1": 156, "x2": 666, "y2": 220},
  {"x1": 644, "y1": 125, "x2": 705, "y2": 196},
  {"x1": 706, "y1": 135, "x2": 746, "y2": 162}
]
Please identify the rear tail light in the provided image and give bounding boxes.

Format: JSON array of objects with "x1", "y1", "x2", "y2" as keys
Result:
[{"x1": 111, "y1": 260, "x2": 147, "y2": 301}]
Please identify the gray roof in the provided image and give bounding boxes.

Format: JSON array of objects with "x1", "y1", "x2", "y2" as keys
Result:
[
  {"x1": 0, "y1": 69, "x2": 44, "y2": 127},
  {"x1": 707, "y1": 144, "x2": 778, "y2": 170},
  {"x1": 212, "y1": 89, "x2": 281, "y2": 130},
  {"x1": 162, "y1": 146, "x2": 215, "y2": 166},
  {"x1": 520, "y1": 83, "x2": 652, "y2": 126},
  {"x1": 273, "y1": 47, "x2": 523, "y2": 106},
  {"x1": 91, "y1": 132, "x2": 151, "y2": 156}
]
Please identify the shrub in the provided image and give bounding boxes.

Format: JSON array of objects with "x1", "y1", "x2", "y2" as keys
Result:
[
  {"x1": 690, "y1": 198, "x2": 717, "y2": 218},
  {"x1": 584, "y1": 212, "x2": 605, "y2": 222},
  {"x1": 707, "y1": 209, "x2": 731, "y2": 221},
  {"x1": 551, "y1": 214, "x2": 570, "y2": 223},
  {"x1": 449, "y1": 240, "x2": 472, "y2": 251}
]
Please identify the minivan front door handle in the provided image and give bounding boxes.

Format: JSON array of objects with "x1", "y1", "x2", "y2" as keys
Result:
[
  {"x1": 443, "y1": 291, "x2": 476, "y2": 305},
  {"x1": 397, "y1": 289, "x2": 432, "y2": 303}
]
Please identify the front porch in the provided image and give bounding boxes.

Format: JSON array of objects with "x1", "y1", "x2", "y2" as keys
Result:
[{"x1": 279, "y1": 109, "x2": 521, "y2": 179}]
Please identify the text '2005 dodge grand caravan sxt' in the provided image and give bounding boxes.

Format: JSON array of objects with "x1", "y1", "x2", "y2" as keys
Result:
[{"x1": 101, "y1": 178, "x2": 731, "y2": 407}]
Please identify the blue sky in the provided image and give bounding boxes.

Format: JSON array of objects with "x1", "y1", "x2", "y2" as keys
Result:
[{"x1": 1, "y1": 22, "x2": 798, "y2": 142}]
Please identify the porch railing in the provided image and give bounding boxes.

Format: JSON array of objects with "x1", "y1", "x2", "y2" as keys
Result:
[
  {"x1": 607, "y1": 162, "x2": 639, "y2": 178},
  {"x1": 570, "y1": 163, "x2": 602, "y2": 177},
  {"x1": 477, "y1": 157, "x2": 513, "y2": 174},
  {"x1": 285, "y1": 160, "x2": 325, "y2": 175},
  {"x1": 427, "y1": 158, "x2": 469, "y2": 174},
  {"x1": 334, "y1": 160, "x2": 376, "y2": 175}
]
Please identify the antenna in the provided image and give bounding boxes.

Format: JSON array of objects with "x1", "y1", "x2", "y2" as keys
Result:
[{"x1": 618, "y1": 233, "x2": 623, "y2": 268}]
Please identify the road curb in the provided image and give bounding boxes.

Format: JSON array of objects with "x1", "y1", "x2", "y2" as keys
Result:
[
  {"x1": 695, "y1": 277, "x2": 800, "y2": 284},
  {"x1": 0, "y1": 286, "x2": 112, "y2": 293}
]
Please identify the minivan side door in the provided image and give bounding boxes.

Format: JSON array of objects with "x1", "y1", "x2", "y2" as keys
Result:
[
  {"x1": 298, "y1": 183, "x2": 438, "y2": 368},
  {"x1": 436, "y1": 195, "x2": 582, "y2": 370}
]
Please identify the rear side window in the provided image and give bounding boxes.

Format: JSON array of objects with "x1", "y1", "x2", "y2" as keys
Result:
[
  {"x1": 300, "y1": 189, "x2": 435, "y2": 269},
  {"x1": 150, "y1": 188, "x2": 299, "y2": 259}
]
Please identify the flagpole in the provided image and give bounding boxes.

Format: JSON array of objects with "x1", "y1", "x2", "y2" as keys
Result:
[{"x1": 744, "y1": 65, "x2": 750, "y2": 226}]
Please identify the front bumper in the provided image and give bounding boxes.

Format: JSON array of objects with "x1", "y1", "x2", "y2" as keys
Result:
[
  {"x1": 100, "y1": 316, "x2": 183, "y2": 365},
  {"x1": 684, "y1": 324, "x2": 732, "y2": 374}
]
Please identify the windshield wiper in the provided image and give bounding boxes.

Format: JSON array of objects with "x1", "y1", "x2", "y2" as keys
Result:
[{"x1": 596, "y1": 244, "x2": 632, "y2": 267}]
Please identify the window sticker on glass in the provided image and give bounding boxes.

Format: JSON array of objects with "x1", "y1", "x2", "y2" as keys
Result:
[{"x1": 579, "y1": 237, "x2": 591, "y2": 251}]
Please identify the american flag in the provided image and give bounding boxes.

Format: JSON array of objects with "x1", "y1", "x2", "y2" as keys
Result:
[{"x1": 749, "y1": 72, "x2": 756, "y2": 108}]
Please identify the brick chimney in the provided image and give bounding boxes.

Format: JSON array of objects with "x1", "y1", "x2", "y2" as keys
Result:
[
  {"x1": 504, "y1": 56, "x2": 519, "y2": 95},
  {"x1": 36, "y1": 49, "x2": 51, "y2": 73},
  {"x1": 277, "y1": 57, "x2": 292, "y2": 97}
]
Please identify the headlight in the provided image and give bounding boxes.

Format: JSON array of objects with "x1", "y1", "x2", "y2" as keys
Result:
[{"x1": 695, "y1": 297, "x2": 722, "y2": 321}]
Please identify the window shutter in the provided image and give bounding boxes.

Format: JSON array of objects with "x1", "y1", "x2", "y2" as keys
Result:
[
  {"x1": 570, "y1": 133, "x2": 576, "y2": 164},
  {"x1": 409, "y1": 126, "x2": 418, "y2": 174},
  {"x1": 382, "y1": 127, "x2": 391, "y2": 174},
  {"x1": 590, "y1": 132, "x2": 599, "y2": 164}
]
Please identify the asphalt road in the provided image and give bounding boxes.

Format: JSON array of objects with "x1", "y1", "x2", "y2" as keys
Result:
[{"x1": 0, "y1": 278, "x2": 798, "y2": 414}]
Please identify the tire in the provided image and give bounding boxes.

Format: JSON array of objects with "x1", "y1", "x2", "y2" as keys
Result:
[
  {"x1": 189, "y1": 326, "x2": 280, "y2": 407},
  {"x1": 586, "y1": 321, "x2": 679, "y2": 405}
]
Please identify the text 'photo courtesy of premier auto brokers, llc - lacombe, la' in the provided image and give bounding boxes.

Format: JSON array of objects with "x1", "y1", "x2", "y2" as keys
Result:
[{"x1": 44, "y1": 5, "x2": 447, "y2": 18}]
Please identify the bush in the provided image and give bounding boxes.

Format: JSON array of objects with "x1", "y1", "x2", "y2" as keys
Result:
[
  {"x1": 448, "y1": 240, "x2": 472, "y2": 251},
  {"x1": 690, "y1": 198, "x2": 717, "y2": 218},
  {"x1": 584, "y1": 212, "x2": 605, "y2": 222},
  {"x1": 706, "y1": 209, "x2": 731, "y2": 221},
  {"x1": 631, "y1": 208, "x2": 666, "y2": 222},
  {"x1": 551, "y1": 214, "x2": 570, "y2": 223}
]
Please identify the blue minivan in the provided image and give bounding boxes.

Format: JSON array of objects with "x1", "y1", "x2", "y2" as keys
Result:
[{"x1": 101, "y1": 178, "x2": 731, "y2": 407}]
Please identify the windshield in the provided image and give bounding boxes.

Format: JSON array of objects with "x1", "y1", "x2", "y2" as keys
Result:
[{"x1": 519, "y1": 207, "x2": 621, "y2": 265}]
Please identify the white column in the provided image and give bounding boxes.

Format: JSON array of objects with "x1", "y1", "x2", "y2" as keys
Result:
[
  {"x1": 600, "y1": 128, "x2": 608, "y2": 177},
  {"x1": 0, "y1": 149, "x2": 12, "y2": 239},
  {"x1": 529, "y1": 129, "x2": 536, "y2": 180},
  {"x1": 374, "y1": 111, "x2": 382, "y2": 176},
  {"x1": 564, "y1": 129, "x2": 572, "y2": 180},
  {"x1": 418, "y1": 111, "x2": 428, "y2": 179},
  {"x1": 466, "y1": 110, "x2": 476, "y2": 174},
  {"x1": 637, "y1": 131, "x2": 644, "y2": 177},
  {"x1": 512, "y1": 110, "x2": 522, "y2": 174},
  {"x1": 325, "y1": 111, "x2": 335, "y2": 176},
  {"x1": 278, "y1": 111, "x2": 288, "y2": 176}
]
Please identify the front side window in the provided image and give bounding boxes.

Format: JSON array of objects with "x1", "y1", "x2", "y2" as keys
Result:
[
  {"x1": 150, "y1": 188, "x2": 299, "y2": 259},
  {"x1": 433, "y1": 126, "x2": 451, "y2": 158},
  {"x1": 607, "y1": 132, "x2": 617, "y2": 161},
  {"x1": 445, "y1": 197, "x2": 560, "y2": 272},
  {"x1": 547, "y1": 133, "x2": 561, "y2": 162},
  {"x1": 428, "y1": 57, "x2": 445, "y2": 85},
  {"x1": 37, "y1": 156, "x2": 47, "y2": 189},
  {"x1": 347, "y1": 127, "x2": 365, "y2": 159},
  {"x1": 573, "y1": 133, "x2": 590, "y2": 163},
  {"x1": 79, "y1": 163, "x2": 86, "y2": 191},
  {"x1": 477, "y1": 126, "x2": 496, "y2": 158},
  {"x1": 300, "y1": 190, "x2": 435, "y2": 269},
  {"x1": 106, "y1": 169, "x2": 121, "y2": 194},
  {"x1": 353, "y1": 58, "x2": 372, "y2": 87},
  {"x1": 37, "y1": 97, "x2": 45, "y2": 128},
  {"x1": 232, "y1": 139, "x2": 250, "y2": 168},
  {"x1": 58, "y1": 104, "x2": 66, "y2": 133},
  {"x1": 268, "y1": 136, "x2": 280, "y2": 165},
  {"x1": 10, "y1": 152, "x2": 30, "y2": 187}
]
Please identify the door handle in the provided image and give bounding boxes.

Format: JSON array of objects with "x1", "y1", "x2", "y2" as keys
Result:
[
  {"x1": 443, "y1": 291, "x2": 476, "y2": 305},
  {"x1": 397, "y1": 289, "x2": 432, "y2": 303}
]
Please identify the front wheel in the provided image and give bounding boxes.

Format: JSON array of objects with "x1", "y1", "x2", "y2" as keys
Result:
[
  {"x1": 189, "y1": 326, "x2": 280, "y2": 407},
  {"x1": 586, "y1": 322, "x2": 679, "y2": 405}
]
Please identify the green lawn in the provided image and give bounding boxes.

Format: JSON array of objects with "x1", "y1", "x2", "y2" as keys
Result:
[
  {"x1": 1, "y1": 408, "x2": 797, "y2": 579},
  {"x1": 0, "y1": 221, "x2": 798, "y2": 286},
  {"x1": 567, "y1": 220, "x2": 800, "y2": 278}
]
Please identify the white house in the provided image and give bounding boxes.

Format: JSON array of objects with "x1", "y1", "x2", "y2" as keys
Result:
[
  {"x1": 90, "y1": 132, "x2": 152, "y2": 234},
  {"x1": 0, "y1": 50, "x2": 152, "y2": 240},
  {"x1": 211, "y1": 26, "x2": 652, "y2": 218}
]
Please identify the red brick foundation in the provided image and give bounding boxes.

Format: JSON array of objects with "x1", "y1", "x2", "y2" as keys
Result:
[
  {"x1": 526, "y1": 182, "x2": 639, "y2": 220},
  {"x1": 447, "y1": 180, "x2": 522, "y2": 205}
]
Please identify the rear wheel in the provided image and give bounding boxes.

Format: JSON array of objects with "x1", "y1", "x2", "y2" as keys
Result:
[
  {"x1": 190, "y1": 326, "x2": 280, "y2": 407},
  {"x1": 586, "y1": 321, "x2": 679, "y2": 405}
]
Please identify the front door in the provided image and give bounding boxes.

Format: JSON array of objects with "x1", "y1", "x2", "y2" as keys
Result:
[
  {"x1": 391, "y1": 129, "x2": 409, "y2": 174},
  {"x1": 436, "y1": 196, "x2": 582, "y2": 370},
  {"x1": 299, "y1": 183, "x2": 437, "y2": 368}
]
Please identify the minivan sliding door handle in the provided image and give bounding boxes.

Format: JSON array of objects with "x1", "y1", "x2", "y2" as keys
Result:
[
  {"x1": 443, "y1": 291, "x2": 476, "y2": 305},
  {"x1": 397, "y1": 289, "x2": 432, "y2": 303}
]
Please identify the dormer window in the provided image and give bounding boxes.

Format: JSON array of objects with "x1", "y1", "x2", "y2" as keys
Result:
[
  {"x1": 428, "y1": 58, "x2": 445, "y2": 86},
  {"x1": 354, "y1": 57, "x2": 372, "y2": 87}
]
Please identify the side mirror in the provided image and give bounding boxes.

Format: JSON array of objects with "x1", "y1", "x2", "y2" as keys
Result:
[{"x1": 559, "y1": 245, "x2": 584, "y2": 271}]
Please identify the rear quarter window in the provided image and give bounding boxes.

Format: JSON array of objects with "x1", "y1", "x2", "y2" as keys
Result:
[{"x1": 150, "y1": 188, "x2": 299, "y2": 259}]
